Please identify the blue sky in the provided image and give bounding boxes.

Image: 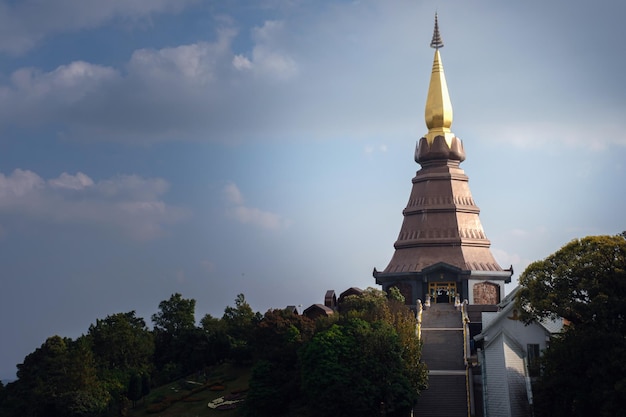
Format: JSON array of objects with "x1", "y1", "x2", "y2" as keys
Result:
[{"x1": 1, "y1": 0, "x2": 625, "y2": 380}]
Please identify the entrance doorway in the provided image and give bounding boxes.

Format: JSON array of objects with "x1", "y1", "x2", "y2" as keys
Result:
[{"x1": 428, "y1": 282, "x2": 457, "y2": 304}]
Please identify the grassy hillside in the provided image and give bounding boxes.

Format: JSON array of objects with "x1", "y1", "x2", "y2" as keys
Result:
[{"x1": 127, "y1": 363, "x2": 251, "y2": 417}]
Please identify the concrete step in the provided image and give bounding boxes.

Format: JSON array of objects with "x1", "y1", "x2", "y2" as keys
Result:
[
  {"x1": 421, "y1": 330, "x2": 465, "y2": 370},
  {"x1": 422, "y1": 303, "x2": 462, "y2": 328},
  {"x1": 414, "y1": 374, "x2": 468, "y2": 417}
]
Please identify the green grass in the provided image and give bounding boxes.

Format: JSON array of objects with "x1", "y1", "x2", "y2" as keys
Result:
[{"x1": 127, "y1": 363, "x2": 251, "y2": 417}]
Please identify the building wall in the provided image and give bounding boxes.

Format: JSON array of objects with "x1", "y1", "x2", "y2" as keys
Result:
[
  {"x1": 501, "y1": 314, "x2": 550, "y2": 351},
  {"x1": 484, "y1": 332, "x2": 511, "y2": 417},
  {"x1": 481, "y1": 311, "x2": 553, "y2": 417},
  {"x1": 503, "y1": 335, "x2": 531, "y2": 417}
]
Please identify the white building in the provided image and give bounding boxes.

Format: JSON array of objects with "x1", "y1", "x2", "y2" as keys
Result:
[{"x1": 474, "y1": 287, "x2": 563, "y2": 417}]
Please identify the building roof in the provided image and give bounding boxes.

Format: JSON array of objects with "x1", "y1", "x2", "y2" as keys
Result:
[
  {"x1": 302, "y1": 304, "x2": 334, "y2": 318},
  {"x1": 475, "y1": 286, "x2": 563, "y2": 343}
]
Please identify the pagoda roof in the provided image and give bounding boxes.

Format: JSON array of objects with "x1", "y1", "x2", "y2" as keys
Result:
[{"x1": 374, "y1": 14, "x2": 510, "y2": 281}]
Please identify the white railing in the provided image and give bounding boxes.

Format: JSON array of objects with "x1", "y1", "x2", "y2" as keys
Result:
[
  {"x1": 461, "y1": 299, "x2": 474, "y2": 417},
  {"x1": 416, "y1": 299, "x2": 423, "y2": 340}
]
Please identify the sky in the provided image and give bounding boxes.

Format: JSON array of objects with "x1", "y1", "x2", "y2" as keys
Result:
[{"x1": 0, "y1": 0, "x2": 625, "y2": 380}]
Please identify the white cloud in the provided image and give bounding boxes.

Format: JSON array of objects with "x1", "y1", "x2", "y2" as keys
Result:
[
  {"x1": 0, "y1": 169, "x2": 44, "y2": 198},
  {"x1": 232, "y1": 54, "x2": 253, "y2": 70},
  {"x1": 0, "y1": 1, "x2": 623, "y2": 150},
  {"x1": 479, "y1": 120, "x2": 626, "y2": 151},
  {"x1": 223, "y1": 182, "x2": 290, "y2": 230},
  {"x1": 128, "y1": 28, "x2": 237, "y2": 85},
  {"x1": 229, "y1": 20, "x2": 298, "y2": 80},
  {"x1": 223, "y1": 182, "x2": 245, "y2": 205},
  {"x1": 0, "y1": 169, "x2": 186, "y2": 240},
  {"x1": 48, "y1": 172, "x2": 94, "y2": 190},
  {"x1": 0, "y1": 0, "x2": 198, "y2": 54},
  {"x1": 364, "y1": 144, "x2": 388, "y2": 155},
  {"x1": 232, "y1": 206, "x2": 286, "y2": 230}
]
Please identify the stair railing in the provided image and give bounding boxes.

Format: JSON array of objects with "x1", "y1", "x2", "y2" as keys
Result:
[
  {"x1": 461, "y1": 299, "x2": 475, "y2": 417},
  {"x1": 416, "y1": 299, "x2": 423, "y2": 340},
  {"x1": 461, "y1": 300, "x2": 470, "y2": 366}
]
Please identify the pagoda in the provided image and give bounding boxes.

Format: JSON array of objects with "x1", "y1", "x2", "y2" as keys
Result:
[{"x1": 374, "y1": 14, "x2": 512, "y2": 308}]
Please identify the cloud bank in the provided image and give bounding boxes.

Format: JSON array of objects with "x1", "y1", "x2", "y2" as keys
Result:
[
  {"x1": 0, "y1": 169, "x2": 187, "y2": 240},
  {"x1": 0, "y1": 1, "x2": 624, "y2": 150},
  {"x1": 0, "y1": 0, "x2": 198, "y2": 54},
  {"x1": 223, "y1": 182, "x2": 291, "y2": 230}
]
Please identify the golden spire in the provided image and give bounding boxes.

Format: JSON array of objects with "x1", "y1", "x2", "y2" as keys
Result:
[{"x1": 424, "y1": 13, "x2": 454, "y2": 147}]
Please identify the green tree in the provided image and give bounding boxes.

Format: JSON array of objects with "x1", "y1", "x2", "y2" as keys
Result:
[
  {"x1": 9, "y1": 336, "x2": 108, "y2": 417},
  {"x1": 200, "y1": 314, "x2": 231, "y2": 364},
  {"x1": 141, "y1": 373, "x2": 151, "y2": 402},
  {"x1": 300, "y1": 318, "x2": 420, "y2": 417},
  {"x1": 127, "y1": 373, "x2": 142, "y2": 408},
  {"x1": 388, "y1": 286, "x2": 406, "y2": 304},
  {"x1": 532, "y1": 325, "x2": 626, "y2": 417},
  {"x1": 244, "y1": 309, "x2": 315, "y2": 416},
  {"x1": 339, "y1": 287, "x2": 390, "y2": 320},
  {"x1": 152, "y1": 293, "x2": 196, "y2": 335},
  {"x1": 517, "y1": 234, "x2": 626, "y2": 417},
  {"x1": 152, "y1": 293, "x2": 197, "y2": 378},
  {"x1": 222, "y1": 294, "x2": 259, "y2": 363},
  {"x1": 244, "y1": 360, "x2": 290, "y2": 416},
  {"x1": 517, "y1": 234, "x2": 626, "y2": 328},
  {"x1": 88, "y1": 311, "x2": 154, "y2": 372}
]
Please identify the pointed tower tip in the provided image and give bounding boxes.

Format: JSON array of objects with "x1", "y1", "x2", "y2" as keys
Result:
[{"x1": 430, "y1": 13, "x2": 444, "y2": 49}]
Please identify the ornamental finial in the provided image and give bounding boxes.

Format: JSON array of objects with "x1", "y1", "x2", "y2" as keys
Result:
[{"x1": 430, "y1": 13, "x2": 444, "y2": 49}]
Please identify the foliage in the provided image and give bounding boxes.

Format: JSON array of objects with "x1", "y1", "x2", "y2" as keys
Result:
[
  {"x1": 222, "y1": 294, "x2": 260, "y2": 363},
  {"x1": 300, "y1": 318, "x2": 418, "y2": 417},
  {"x1": 88, "y1": 311, "x2": 154, "y2": 377},
  {"x1": 4, "y1": 336, "x2": 108, "y2": 417},
  {"x1": 532, "y1": 325, "x2": 626, "y2": 417},
  {"x1": 243, "y1": 360, "x2": 288, "y2": 416},
  {"x1": 152, "y1": 293, "x2": 197, "y2": 336},
  {"x1": 517, "y1": 234, "x2": 626, "y2": 417},
  {"x1": 1, "y1": 290, "x2": 425, "y2": 417},
  {"x1": 152, "y1": 293, "x2": 198, "y2": 377},
  {"x1": 141, "y1": 372, "x2": 151, "y2": 399},
  {"x1": 388, "y1": 286, "x2": 406, "y2": 304},
  {"x1": 517, "y1": 234, "x2": 626, "y2": 328},
  {"x1": 243, "y1": 290, "x2": 425, "y2": 417},
  {"x1": 243, "y1": 309, "x2": 315, "y2": 416},
  {"x1": 127, "y1": 372, "x2": 142, "y2": 407},
  {"x1": 200, "y1": 314, "x2": 232, "y2": 364},
  {"x1": 339, "y1": 287, "x2": 390, "y2": 320}
]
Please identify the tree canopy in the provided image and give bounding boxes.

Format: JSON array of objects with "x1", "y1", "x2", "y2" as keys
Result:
[
  {"x1": 151, "y1": 293, "x2": 196, "y2": 335},
  {"x1": 1, "y1": 289, "x2": 426, "y2": 417},
  {"x1": 517, "y1": 234, "x2": 626, "y2": 329},
  {"x1": 88, "y1": 311, "x2": 154, "y2": 372},
  {"x1": 517, "y1": 234, "x2": 626, "y2": 417}
]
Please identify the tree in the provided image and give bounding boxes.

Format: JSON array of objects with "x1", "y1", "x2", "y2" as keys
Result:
[
  {"x1": 9, "y1": 336, "x2": 108, "y2": 417},
  {"x1": 88, "y1": 311, "x2": 154, "y2": 372},
  {"x1": 200, "y1": 314, "x2": 231, "y2": 364},
  {"x1": 517, "y1": 234, "x2": 626, "y2": 417},
  {"x1": 517, "y1": 234, "x2": 626, "y2": 328},
  {"x1": 127, "y1": 373, "x2": 142, "y2": 408},
  {"x1": 244, "y1": 309, "x2": 315, "y2": 416},
  {"x1": 152, "y1": 293, "x2": 196, "y2": 336},
  {"x1": 141, "y1": 373, "x2": 151, "y2": 402},
  {"x1": 221, "y1": 294, "x2": 260, "y2": 363},
  {"x1": 532, "y1": 325, "x2": 626, "y2": 417},
  {"x1": 300, "y1": 318, "x2": 418, "y2": 417},
  {"x1": 152, "y1": 293, "x2": 197, "y2": 378}
]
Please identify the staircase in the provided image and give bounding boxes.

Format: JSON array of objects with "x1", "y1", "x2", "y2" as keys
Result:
[{"x1": 414, "y1": 303, "x2": 468, "y2": 417}]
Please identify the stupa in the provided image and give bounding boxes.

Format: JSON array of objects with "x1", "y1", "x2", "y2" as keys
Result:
[{"x1": 374, "y1": 14, "x2": 512, "y2": 308}]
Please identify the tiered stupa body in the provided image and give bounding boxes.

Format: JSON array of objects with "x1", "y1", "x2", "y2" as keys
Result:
[{"x1": 374, "y1": 16, "x2": 511, "y2": 307}]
